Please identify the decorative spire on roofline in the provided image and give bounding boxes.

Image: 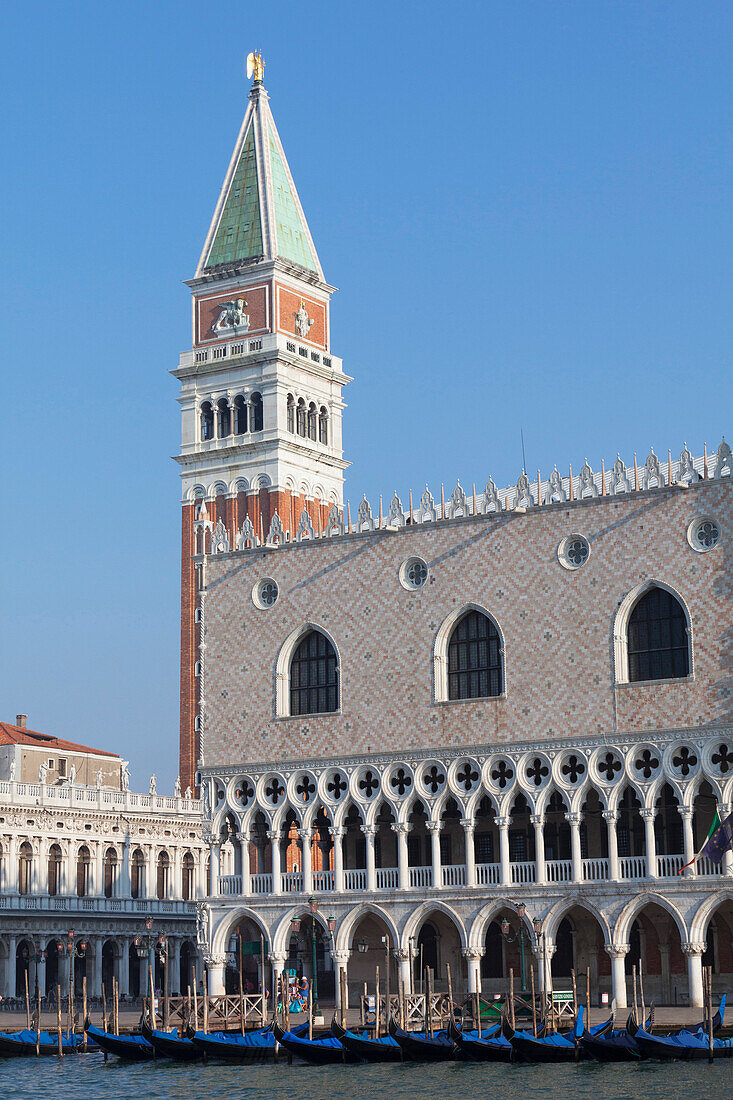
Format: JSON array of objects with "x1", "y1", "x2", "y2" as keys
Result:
[{"x1": 198, "y1": 438, "x2": 731, "y2": 556}]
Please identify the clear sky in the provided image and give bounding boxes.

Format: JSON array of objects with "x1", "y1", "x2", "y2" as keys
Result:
[{"x1": 1, "y1": 2, "x2": 730, "y2": 792}]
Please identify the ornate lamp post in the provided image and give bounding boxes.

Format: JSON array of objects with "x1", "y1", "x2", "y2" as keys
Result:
[
  {"x1": 500, "y1": 903, "x2": 535, "y2": 995},
  {"x1": 29, "y1": 940, "x2": 47, "y2": 1001},
  {"x1": 308, "y1": 896, "x2": 320, "y2": 1015},
  {"x1": 58, "y1": 929, "x2": 87, "y2": 1007},
  {"x1": 134, "y1": 915, "x2": 156, "y2": 998},
  {"x1": 356, "y1": 938, "x2": 368, "y2": 954}
]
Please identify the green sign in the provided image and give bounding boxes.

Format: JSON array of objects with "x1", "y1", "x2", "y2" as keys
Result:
[{"x1": 240, "y1": 940, "x2": 268, "y2": 956}]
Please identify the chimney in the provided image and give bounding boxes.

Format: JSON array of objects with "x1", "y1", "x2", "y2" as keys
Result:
[{"x1": 16, "y1": 714, "x2": 27, "y2": 728}]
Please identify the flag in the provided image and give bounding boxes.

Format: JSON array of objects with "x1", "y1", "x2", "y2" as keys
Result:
[
  {"x1": 678, "y1": 810, "x2": 726, "y2": 873},
  {"x1": 701, "y1": 810, "x2": 733, "y2": 864}
]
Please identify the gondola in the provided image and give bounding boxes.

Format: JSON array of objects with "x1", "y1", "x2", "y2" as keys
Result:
[
  {"x1": 633, "y1": 1027, "x2": 733, "y2": 1061},
  {"x1": 387, "y1": 1016, "x2": 456, "y2": 1061},
  {"x1": 331, "y1": 1017, "x2": 403, "y2": 1062},
  {"x1": 447, "y1": 1019, "x2": 512, "y2": 1062},
  {"x1": 84, "y1": 1021, "x2": 154, "y2": 1061},
  {"x1": 579, "y1": 1010, "x2": 652, "y2": 1062},
  {"x1": 189, "y1": 1021, "x2": 309, "y2": 1061},
  {"x1": 272, "y1": 1020, "x2": 356, "y2": 1065},
  {"x1": 0, "y1": 1028, "x2": 84, "y2": 1057},
  {"x1": 140, "y1": 1019, "x2": 201, "y2": 1061},
  {"x1": 506, "y1": 1006, "x2": 614, "y2": 1063}
]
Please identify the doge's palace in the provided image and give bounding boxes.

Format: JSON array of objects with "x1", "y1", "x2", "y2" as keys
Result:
[{"x1": 177, "y1": 64, "x2": 733, "y2": 1012}]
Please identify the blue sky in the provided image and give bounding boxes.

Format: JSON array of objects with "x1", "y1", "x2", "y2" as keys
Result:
[{"x1": 1, "y1": 2, "x2": 730, "y2": 791}]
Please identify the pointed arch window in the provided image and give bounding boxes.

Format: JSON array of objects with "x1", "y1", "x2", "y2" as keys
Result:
[
  {"x1": 627, "y1": 586, "x2": 690, "y2": 682},
  {"x1": 290, "y1": 630, "x2": 339, "y2": 716},
  {"x1": 319, "y1": 406, "x2": 328, "y2": 445},
  {"x1": 447, "y1": 609, "x2": 503, "y2": 700},
  {"x1": 287, "y1": 394, "x2": 295, "y2": 434}
]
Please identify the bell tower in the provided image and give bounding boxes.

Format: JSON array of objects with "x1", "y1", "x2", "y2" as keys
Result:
[{"x1": 174, "y1": 55, "x2": 350, "y2": 791}]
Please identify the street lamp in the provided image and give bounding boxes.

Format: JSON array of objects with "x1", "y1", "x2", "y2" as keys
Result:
[
  {"x1": 308, "y1": 896, "x2": 320, "y2": 1015},
  {"x1": 29, "y1": 940, "x2": 47, "y2": 1001},
  {"x1": 134, "y1": 916, "x2": 157, "y2": 1000},
  {"x1": 356, "y1": 939, "x2": 368, "y2": 954},
  {"x1": 499, "y1": 906, "x2": 534, "y2": 996},
  {"x1": 58, "y1": 930, "x2": 86, "y2": 1010}
]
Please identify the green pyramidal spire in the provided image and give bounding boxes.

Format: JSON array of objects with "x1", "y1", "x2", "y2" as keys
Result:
[{"x1": 197, "y1": 80, "x2": 322, "y2": 279}]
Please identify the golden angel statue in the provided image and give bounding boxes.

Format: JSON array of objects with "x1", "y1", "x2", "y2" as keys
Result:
[{"x1": 246, "y1": 51, "x2": 265, "y2": 83}]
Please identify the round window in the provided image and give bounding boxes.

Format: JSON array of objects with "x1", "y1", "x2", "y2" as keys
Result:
[
  {"x1": 687, "y1": 516, "x2": 721, "y2": 554},
  {"x1": 399, "y1": 556, "x2": 429, "y2": 590},
  {"x1": 558, "y1": 534, "x2": 591, "y2": 571},
  {"x1": 253, "y1": 578, "x2": 279, "y2": 609}
]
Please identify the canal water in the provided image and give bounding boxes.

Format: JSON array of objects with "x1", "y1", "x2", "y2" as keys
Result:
[{"x1": 0, "y1": 1053, "x2": 729, "y2": 1100}]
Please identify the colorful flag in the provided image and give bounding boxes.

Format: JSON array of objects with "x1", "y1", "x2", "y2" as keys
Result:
[
  {"x1": 678, "y1": 810, "x2": 725, "y2": 873},
  {"x1": 701, "y1": 810, "x2": 733, "y2": 864}
]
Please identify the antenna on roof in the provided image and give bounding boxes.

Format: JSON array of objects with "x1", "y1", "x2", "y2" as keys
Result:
[{"x1": 521, "y1": 429, "x2": 527, "y2": 476}]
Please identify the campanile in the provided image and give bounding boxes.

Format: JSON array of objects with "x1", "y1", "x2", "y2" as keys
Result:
[{"x1": 174, "y1": 55, "x2": 349, "y2": 790}]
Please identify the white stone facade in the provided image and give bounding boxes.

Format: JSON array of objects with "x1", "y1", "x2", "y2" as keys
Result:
[{"x1": 0, "y1": 780, "x2": 205, "y2": 1001}]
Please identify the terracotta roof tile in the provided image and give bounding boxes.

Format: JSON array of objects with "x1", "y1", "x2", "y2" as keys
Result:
[{"x1": 0, "y1": 721, "x2": 120, "y2": 759}]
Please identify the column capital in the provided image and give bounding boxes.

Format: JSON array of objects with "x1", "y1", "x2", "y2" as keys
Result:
[
  {"x1": 494, "y1": 816, "x2": 511, "y2": 829},
  {"x1": 530, "y1": 813, "x2": 544, "y2": 826},
  {"x1": 203, "y1": 951, "x2": 227, "y2": 967},
  {"x1": 601, "y1": 810, "x2": 619, "y2": 823},
  {"x1": 681, "y1": 941, "x2": 707, "y2": 957},
  {"x1": 604, "y1": 942, "x2": 630, "y2": 959},
  {"x1": 297, "y1": 828, "x2": 313, "y2": 841},
  {"x1": 328, "y1": 827, "x2": 344, "y2": 840},
  {"x1": 639, "y1": 807, "x2": 656, "y2": 821},
  {"x1": 460, "y1": 818, "x2": 476, "y2": 830},
  {"x1": 360, "y1": 825, "x2": 376, "y2": 838},
  {"x1": 268, "y1": 952, "x2": 287, "y2": 967},
  {"x1": 426, "y1": 820, "x2": 443, "y2": 833},
  {"x1": 235, "y1": 832, "x2": 250, "y2": 843},
  {"x1": 392, "y1": 948, "x2": 410, "y2": 961},
  {"x1": 391, "y1": 822, "x2": 411, "y2": 836},
  {"x1": 678, "y1": 806, "x2": 694, "y2": 821},
  {"x1": 266, "y1": 829, "x2": 280, "y2": 841},
  {"x1": 462, "y1": 947, "x2": 485, "y2": 960},
  {"x1": 565, "y1": 812, "x2": 583, "y2": 826},
  {"x1": 331, "y1": 949, "x2": 351, "y2": 964}
]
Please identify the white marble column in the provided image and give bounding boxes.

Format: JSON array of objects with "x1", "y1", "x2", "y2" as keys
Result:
[
  {"x1": 118, "y1": 938, "x2": 130, "y2": 996},
  {"x1": 495, "y1": 816, "x2": 511, "y2": 886},
  {"x1": 462, "y1": 818, "x2": 476, "y2": 887},
  {"x1": 170, "y1": 939, "x2": 182, "y2": 995},
  {"x1": 7, "y1": 836, "x2": 17, "y2": 894},
  {"x1": 268, "y1": 830, "x2": 282, "y2": 895},
  {"x1": 640, "y1": 808, "x2": 657, "y2": 878},
  {"x1": 531, "y1": 814, "x2": 546, "y2": 885},
  {"x1": 209, "y1": 841, "x2": 221, "y2": 896},
  {"x1": 38, "y1": 839, "x2": 49, "y2": 894},
  {"x1": 206, "y1": 954, "x2": 227, "y2": 996},
  {"x1": 91, "y1": 938, "x2": 103, "y2": 997},
  {"x1": 329, "y1": 828, "x2": 344, "y2": 893},
  {"x1": 427, "y1": 821, "x2": 443, "y2": 888},
  {"x1": 679, "y1": 807, "x2": 696, "y2": 877},
  {"x1": 463, "y1": 947, "x2": 484, "y2": 993},
  {"x1": 567, "y1": 813, "x2": 583, "y2": 882},
  {"x1": 120, "y1": 837, "x2": 131, "y2": 898},
  {"x1": 361, "y1": 825, "x2": 377, "y2": 893},
  {"x1": 602, "y1": 810, "x2": 620, "y2": 880},
  {"x1": 30, "y1": 842, "x2": 40, "y2": 894},
  {"x1": 196, "y1": 850, "x2": 207, "y2": 898},
  {"x1": 605, "y1": 943, "x2": 629, "y2": 1009},
  {"x1": 332, "y1": 949, "x2": 351, "y2": 1010},
  {"x1": 172, "y1": 848, "x2": 183, "y2": 898},
  {"x1": 299, "y1": 828, "x2": 313, "y2": 893},
  {"x1": 239, "y1": 832, "x2": 251, "y2": 896},
  {"x1": 7, "y1": 935, "x2": 17, "y2": 998},
  {"x1": 392, "y1": 823, "x2": 410, "y2": 891},
  {"x1": 683, "y1": 942, "x2": 705, "y2": 1007}
]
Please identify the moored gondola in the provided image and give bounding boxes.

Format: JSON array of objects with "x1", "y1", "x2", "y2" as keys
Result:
[
  {"x1": 506, "y1": 1006, "x2": 614, "y2": 1063},
  {"x1": 579, "y1": 1011, "x2": 652, "y2": 1062},
  {"x1": 189, "y1": 1020, "x2": 309, "y2": 1061},
  {"x1": 84, "y1": 1021, "x2": 154, "y2": 1061},
  {"x1": 331, "y1": 1017, "x2": 403, "y2": 1062},
  {"x1": 272, "y1": 1020, "x2": 355, "y2": 1064},
  {"x1": 387, "y1": 1015, "x2": 456, "y2": 1061},
  {"x1": 140, "y1": 1019, "x2": 201, "y2": 1061},
  {"x1": 633, "y1": 1028, "x2": 733, "y2": 1061},
  {"x1": 0, "y1": 1028, "x2": 83, "y2": 1057},
  {"x1": 447, "y1": 1018, "x2": 512, "y2": 1062}
]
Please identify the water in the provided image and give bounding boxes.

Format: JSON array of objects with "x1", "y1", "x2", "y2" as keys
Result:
[{"x1": 0, "y1": 1053, "x2": 729, "y2": 1100}]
